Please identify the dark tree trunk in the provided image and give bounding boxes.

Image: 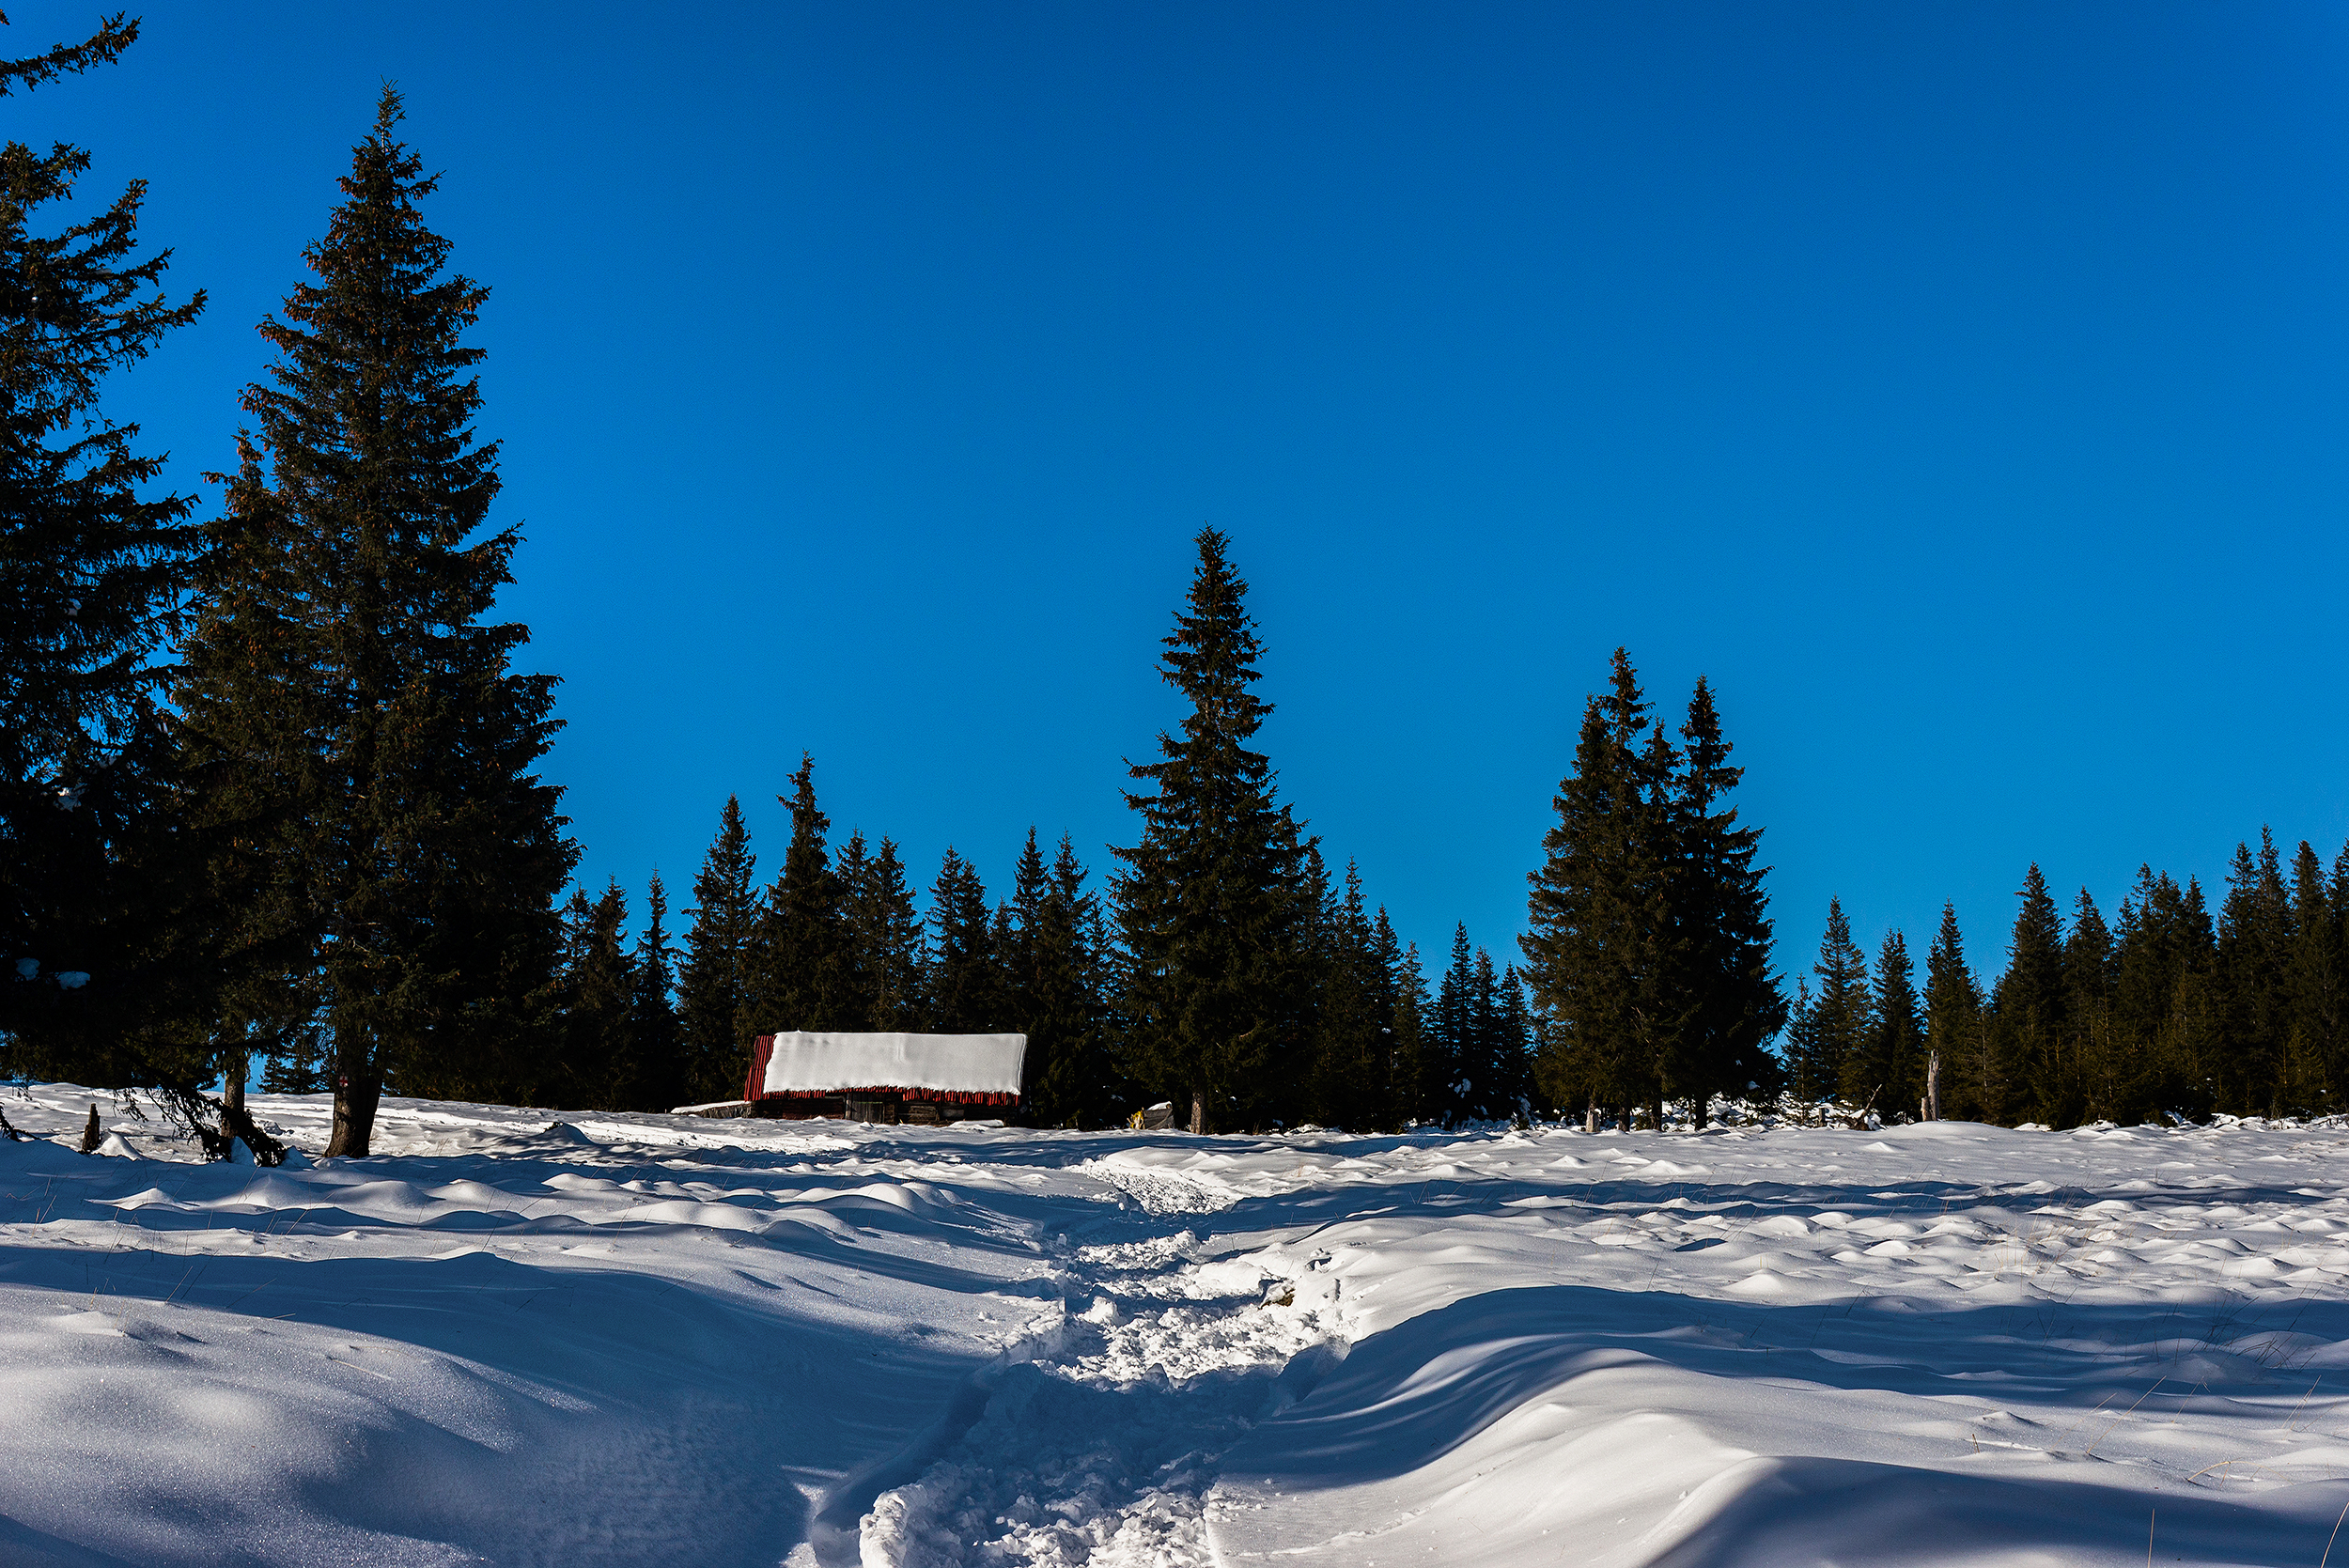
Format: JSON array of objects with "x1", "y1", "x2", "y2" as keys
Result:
[
  {"x1": 220, "y1": 1045, "x2": 248, "y2": 1142},
  {"x1": 327, "y1": 1048, "x2": 380, "y2": 1156}
]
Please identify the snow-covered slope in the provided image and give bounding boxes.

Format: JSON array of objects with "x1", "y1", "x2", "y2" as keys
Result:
[{"x1": 5, "y1": 1088, "x2": 2349, "y2": 1565}]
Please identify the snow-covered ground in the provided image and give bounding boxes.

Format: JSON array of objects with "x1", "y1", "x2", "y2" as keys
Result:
[{"x1": 7, "y1": 1089, "x2": 2349, "y2": 1565}]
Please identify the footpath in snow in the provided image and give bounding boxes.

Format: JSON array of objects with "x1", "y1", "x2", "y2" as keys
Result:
[{"x1": 6, "y1": 1089, "x2": 2349, "y2": 1565}]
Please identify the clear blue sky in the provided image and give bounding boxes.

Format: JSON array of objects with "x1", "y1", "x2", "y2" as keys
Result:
[{"x1": 25, "y1": 2, "x2": 2349, "y2": 986}]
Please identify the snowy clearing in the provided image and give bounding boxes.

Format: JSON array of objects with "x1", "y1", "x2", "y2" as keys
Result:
[{"x1": 7, "y1": 1090, "x2": 2349, "y2": 1564}]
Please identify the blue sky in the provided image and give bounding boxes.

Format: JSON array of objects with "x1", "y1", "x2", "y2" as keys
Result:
[{"x1": 24, "y1": 2, "x2": 2349, "y2": 986}]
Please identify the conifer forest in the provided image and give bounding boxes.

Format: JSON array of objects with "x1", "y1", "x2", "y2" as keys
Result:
[{"x1": 5, "y1": 18, "x2": 2345, "y2": 1158}]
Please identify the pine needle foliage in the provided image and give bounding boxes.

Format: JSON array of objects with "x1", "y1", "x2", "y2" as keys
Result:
[
  {"x1": 1113, "y1": 529, "x2": 1310, "y2": 1134},
  {"x1": 1522, "y1": 652, "x2": 1782, "y2": 1127},
  {"x1": 0, "y1": 12, "x2": 211, "y2": 1072},
  {"x1": 679, "y1": 795, "x2": 755, "y2": 1100},
  {"x1": 182, "y1": 91, "x2": 573, "y2": 1154}
]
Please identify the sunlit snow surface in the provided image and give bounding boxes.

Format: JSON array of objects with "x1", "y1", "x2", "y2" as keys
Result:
[{"x1": 8, "y1": 1091, "x2": 2349, "y2": 1564}]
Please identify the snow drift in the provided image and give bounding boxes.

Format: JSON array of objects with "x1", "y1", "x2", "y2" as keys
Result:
[{"x1": 4, "y1": 1090, "x2": 2349, "y2": 1565}]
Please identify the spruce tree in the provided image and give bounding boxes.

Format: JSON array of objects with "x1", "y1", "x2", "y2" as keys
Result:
[
  {"x1": 0, "y1": 15, "x2": 213, "y2": 1074},
  {"x1": 2216, "y1": 831, "x2": 2292, "y2": 1116},
  {"x1": 832, "y1": 830, "x2": 878, "y2": 1025},
  {"x1": 1306, "y1": 861, "x2": 1391, "y2": 1132},
  {"x1": 1870, "y1": 930, "x2": 1921, "y2": 1122},
  {"x1": 1669, "y1": 676, "x2": 1783, "y2": 1126},
  {"x1": 1067, "y1": 840, "x2": 1128, "y2": 1117},
  {"x1": 1376, "y1": 911, "x2": 1430, "y2": 1126},
  {"x1": 926, "y1": 847, "x2": 1004, "y2": 1032},
  {"x1": 631, "y1": 871, "x2": 682, "y2": 1109},
  {"x1": 678, "y1": 796, "x2": 755, "y2": 1100},
  {"x1": 1497, "y1": 965, "x2": 1536, "y2": 1117},
  {"x1": 185, "y1": 92, "x2": 573, "y2": 1153},
  {"x1": 1430, "y1": 923, "x2": 1474, "y2": 1125},
  {"x1": 1521, "y1": 651, "x2": 1673, "y2": 1128},
  {"x1": 2288, "y1": 841, "x2": 2343, "y2": 1111},
  {"x1": 1805, "y1": 899, "x2": 1874, "y2": 1112},
  {"x1": 845, "y1": 833, "x2": 926, "y2": 1031},
  {"x1": 742, "y1": 754, "x2": 848, "y2": 1035},
  {"x1": 1112, "y1": 529, "x2": 1310, "y2": 1135},
  {"x1": 1781, "y1": 978, "x2": 1823, "y2": 1110},
  {"x1": 1924, "y1": 903, "x2": 1985, "y2": 1119},
  {"x1": 1012, "y1": 833, "x2": 1108, "y2": 1126},
  {"x1": 1002, "y1": 830, "x2": 1047, "y2": 1044},
  {"x1": 2061, "y1": 889, "x2": 2112, "y2": 1125},
  {"x1": 557, "y1": 882, "x2": 633, "y2": 1110},
  {"x1": 2109, "y1": 870, "x2": 2169, "y2": 1119},
  {"x1": 1283, "y1": 843, "x2": 1335, "y2": 1129},
  {"x1": 1463, "y1": 946, "x2": 1514, "y2": 1122},
  {"x1": 1989, "y1": 864, "x2": 2067, "y2": 1124},
  {"x1": 2114, "y1": 871, "x2": 2220, "y2": 1119},
  {"x1": 2170, "y1": 876, "x2": 2225, "y2": 1117}
]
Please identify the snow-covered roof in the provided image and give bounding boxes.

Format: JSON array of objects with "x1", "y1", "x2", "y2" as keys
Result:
[{"x1": 758, "y1": 1032, "x2": 1026, "y2": 1096}]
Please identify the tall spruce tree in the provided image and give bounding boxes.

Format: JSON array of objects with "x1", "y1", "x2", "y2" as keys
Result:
[
  {"x1": 631, "y1": 871, "x2": 682, "y2": 1110},
  {"x1": 1522, "y1": 650, "x2": 1674, "y2": 1127},
  {"x1": 186, "y1": 92, "x2": 572, "y2": 1153},
  {"x1": 1669, "y1": 676, "x2": 1782, "y2": 1126},
  {"x1": 677, "y1": 796, "x2": 755, "y2": 1100},
  {"x1": 742, "y1": 754, "x2": 848, "y2": 1035},
  {"x1": 0, "y1": 14, "x2": 215, "y2": 1077},
  {"x1": 1112, "y1": 529, "x2": 1310, "y2": 1135}
]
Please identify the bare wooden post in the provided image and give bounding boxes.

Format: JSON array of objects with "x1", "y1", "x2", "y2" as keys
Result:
[
  {"x1": 1190, "y1": 1088, "x2": 1206, "y2": 1137},
  {"x1": 1925, "y1": 1049, "x2": 1941, "y2": 1122}
]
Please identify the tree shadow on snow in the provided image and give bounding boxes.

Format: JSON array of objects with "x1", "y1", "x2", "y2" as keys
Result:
[{"x1": 1231, "y1": 1281, "x2": 2349, "y2": 1566}]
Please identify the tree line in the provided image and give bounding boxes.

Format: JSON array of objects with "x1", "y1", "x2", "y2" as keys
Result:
[
  {"x1": 1783, "y1": 830, "x2": 2349, "y2": 1127},
  {"x1": 461, "y1": 534, "x2": 1539, "y2": 1136}
]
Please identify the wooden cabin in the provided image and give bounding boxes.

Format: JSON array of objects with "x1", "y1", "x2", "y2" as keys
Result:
[{"x1": 739, "y1": 1031, "x2": 1026, "y2": 1125}]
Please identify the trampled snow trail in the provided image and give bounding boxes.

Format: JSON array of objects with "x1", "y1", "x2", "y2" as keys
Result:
[
  {"x1": 9, "y1": 1089, "x2": 2349, "y2": 1565},
  {"x1": 836, "y1": 1195, "x2": 1345, "y2": 1566}
]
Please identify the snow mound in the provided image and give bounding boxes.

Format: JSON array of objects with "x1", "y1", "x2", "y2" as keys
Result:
[{"x1": 3, "y1": 1086, "x2": 2348, "y2": 1565}]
